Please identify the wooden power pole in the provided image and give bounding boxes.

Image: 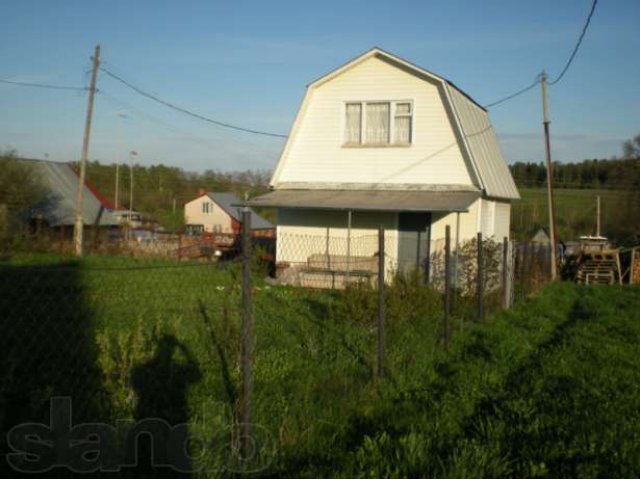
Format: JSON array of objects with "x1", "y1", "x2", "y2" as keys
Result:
[
  {"x1": 74, "y1": 44, "x2": 101, "y2": 256},
  {"x1": 540, "y1": 71, "x2": 558, "y2": 280}
]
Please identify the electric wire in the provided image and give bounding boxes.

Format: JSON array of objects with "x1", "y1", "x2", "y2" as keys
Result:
[
  {"x1": 99, "y1": 66, "x2": 288, "y2": 139},
  {"x1": 484, "y1": 0, "x2": 598, "y2": 108},
  {"x1": 98, "y1": 89, "x2": 283, "y2": 160},
  {"x1": 0, "y1": 78, "x2": 88, "y2": 91},
  {"x1": 549, "y1": 0, "x2": 598, "y2": 85},
  {"x1": 483, "y1": 77, "x2": 540, "y2": 109}
]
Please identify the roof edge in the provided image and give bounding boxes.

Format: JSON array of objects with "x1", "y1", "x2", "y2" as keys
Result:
[
  {"x1": 307, "y1": 46, "x2": 486, "y2": 111},
  {"x1": 273, "y1": 182, "x2": 481, "y2": 192}
]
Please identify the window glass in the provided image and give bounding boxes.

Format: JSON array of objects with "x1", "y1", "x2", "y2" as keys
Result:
[
  {"x1": 396, "y1": 102, "x2": 411, "y2": 115},
  {"x1": 345, "y1": 103, "x2": 362, "y2": 144},
  {"x1": 366, "y1": 102, "x2": 390, "y2": 144},
  {"x1": 394, "y1": 116, "x2": 411, "y2": 144},
  {"x1": 343, "y1": 101, "x2": 411, "y2": 146}
]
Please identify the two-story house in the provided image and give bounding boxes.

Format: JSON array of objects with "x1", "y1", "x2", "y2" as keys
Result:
[
  {"x1": 249, "y1": 47, "x2": 519, "y2": 275},
  {"x1": 184, "y1": 190, "x2": 274, "y2": 236}
]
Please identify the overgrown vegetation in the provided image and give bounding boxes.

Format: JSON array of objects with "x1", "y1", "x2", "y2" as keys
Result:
[
  {"x1": 1, "y1": 253, "x2": 639, "y2": 477},
  {"x1": 0, "y1": 150, "x2": 49, "y2": 251}
]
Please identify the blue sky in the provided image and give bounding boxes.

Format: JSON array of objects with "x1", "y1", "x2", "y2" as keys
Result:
[{"x1": 1, "y1": 0, "x2": 639, "y2": 172}]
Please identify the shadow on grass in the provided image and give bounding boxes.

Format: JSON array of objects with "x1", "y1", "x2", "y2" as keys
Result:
[
  {"x1": 128, "y1": 335, "x2": 201, "y2": 478},
  {"x1": 0, "y1": 261, "x2": 110, "y2": 476}
]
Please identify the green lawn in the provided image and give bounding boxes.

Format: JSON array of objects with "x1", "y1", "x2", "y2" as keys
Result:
[
  {"x1": 1, "y1": 254, "x2": 639, "y2": 477},
  {"x1": 512, "y1": 187, "x2": 637, "y2": 242}
]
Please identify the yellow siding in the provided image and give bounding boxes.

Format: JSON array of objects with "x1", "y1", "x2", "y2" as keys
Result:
[
  {"x1": 480, "y1": 198, "x2": 495, "y2": 237},
  {"x1": 275, "y1": 56, "x2": 473, "y2": 187},
  {"x1": 430, "y1": 199, "x2": 480, "y2": 251},
  {"x1": 494, "y1": 201, "x2": 511, "y2": 240}
]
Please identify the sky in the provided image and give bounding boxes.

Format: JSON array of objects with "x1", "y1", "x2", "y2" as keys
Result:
[{"x1": 1, "y1": 0, "x2": 639, "y2": 173}]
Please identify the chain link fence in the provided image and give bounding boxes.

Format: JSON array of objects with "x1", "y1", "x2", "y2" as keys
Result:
[{"x1": 0, "y1": 217, "x2": 552, "y2": 476}]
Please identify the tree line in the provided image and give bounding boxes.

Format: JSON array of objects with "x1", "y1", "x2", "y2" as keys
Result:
[
  {"x1": 2, "y1": 131, "x2": 639, "y2": 244},
  {"x1": 81, "y1": 160, "x2": 272, "y2": 230},
  {"x1": 509, "y1": 157, "x2": 640, "y2": 190}
]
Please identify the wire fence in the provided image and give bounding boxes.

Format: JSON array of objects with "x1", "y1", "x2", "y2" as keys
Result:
[
  {"x1": 0, "y1": 213, "x2": 553, "y2": 475},
  {"x1": 272, "y1": 228, "x2": 550, "y2": 301}
]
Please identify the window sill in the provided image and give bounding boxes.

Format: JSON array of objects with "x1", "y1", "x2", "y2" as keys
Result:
[{"x1": 342, "y1": 143, "x2": 412, "y2": 149}]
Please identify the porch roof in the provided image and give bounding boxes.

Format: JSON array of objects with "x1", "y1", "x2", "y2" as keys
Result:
[{"x1": 247, "y1": 189, "x2": 480, "y2": 212}]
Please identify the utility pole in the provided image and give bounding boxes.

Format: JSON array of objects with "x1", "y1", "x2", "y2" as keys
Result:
[
  {"x1": 172, "y1": 196, "x2": 177, "y2": 234},
  {"x1": 114, "y1": 164, "x2": 119, "y2": 210},
  {"x1": 596, "y1": 195, "x2": 601, "y2": 237},
  {"x1": 129, "y1": 151, "x2": 137, "y2": 214},
  {"x1": 73, "y1": 44, "x2": 100, "y2": 256},
  {"x1": 540, "y1": 71, "x2": 558, "y2": 280},
  {"x1": 114, "y1": 112, "x2": 129, "y2": 212}
]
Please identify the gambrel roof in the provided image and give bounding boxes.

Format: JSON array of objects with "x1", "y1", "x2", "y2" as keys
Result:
[{"x1": 266, "y1": 47, "x2": 519, "y2": 205}]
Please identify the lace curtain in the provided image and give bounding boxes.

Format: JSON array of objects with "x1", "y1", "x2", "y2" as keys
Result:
[
  {"x1": 394, "y1": 102, "x2": 411, "y2": 144},
  {"x1": 345, "y1": 103, "x2": 362, "y2": 144},
  {"x1": 366, "y1": 102, "x2": 390, "y2": 144}
]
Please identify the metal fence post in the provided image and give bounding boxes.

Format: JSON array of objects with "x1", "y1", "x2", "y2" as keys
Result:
[
  {"x1": 502, "y1": 236, "x2": 509, "y2": 309},
  {"x1": 240, "y1": 207, "x2": 253, "y2": 461},
  {"x1": 377, "y1": 225, "x2": 385, "y2": 378},
  {"x1": 476, "y1": 232, "x2": 484, "y2": 322},
  {"x1": 444, "y1": 225, "x2": 451, "y2": 346}
]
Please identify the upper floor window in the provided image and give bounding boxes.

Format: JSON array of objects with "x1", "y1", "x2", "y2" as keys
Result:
[
  {"x1": 344, "y1": 101, "x2": 412, "y2": 146},
  {"x1": 202, "y1": 202, "x2": 213, "y2": 214}
]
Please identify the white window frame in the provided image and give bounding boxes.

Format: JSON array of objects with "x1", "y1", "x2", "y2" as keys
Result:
[
  {"x1": 343, "y1": 100, "x2": 413, "y2": 147},
  {"x1": 393, "y1": 101, "x2": 413, "y2": 145}
]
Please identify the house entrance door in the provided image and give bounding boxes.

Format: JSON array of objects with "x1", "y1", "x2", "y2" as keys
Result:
[{"x1": 397, "y1": 212, "x2": 432, "y2": 282}]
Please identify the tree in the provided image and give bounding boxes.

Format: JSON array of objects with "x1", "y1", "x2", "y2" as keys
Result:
[
  {"x1": 607, "y1": 134, "x2": 640, "y2": 245},
  {"x1": 622, "y1": 133, "x2": 640, "y2": 159},
  {"x1": 0, "y1": 150, "x2": 48, "y2": 247}
]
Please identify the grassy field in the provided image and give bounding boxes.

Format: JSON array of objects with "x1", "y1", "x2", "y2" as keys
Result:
[
  {"x1": 512, "y1": 187, "x2": 638, "y2": 242},
  {"x1": 1, "y1": 254, "x2": 639, "y2": 477}
]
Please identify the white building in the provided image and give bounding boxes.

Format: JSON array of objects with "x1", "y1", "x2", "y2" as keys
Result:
[
  {"x1": 184, "y1": 191, "x2": 273, "y2": 235},
  {"x1": 249, "y1": 48, "x2": 519, "y2": 277}
]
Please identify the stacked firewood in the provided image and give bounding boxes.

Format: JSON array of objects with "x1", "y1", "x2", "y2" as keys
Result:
[{"x1": 632, "y1": 249, "x2": 640, "y2": 284}]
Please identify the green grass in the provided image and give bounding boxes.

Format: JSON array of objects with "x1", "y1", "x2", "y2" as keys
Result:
[
  {"x1": 1, "y1": 253, "x2": 640, "y2": 477},
  {"x1": 512, "y1": 187, "x2": 637, "y2": 242}
]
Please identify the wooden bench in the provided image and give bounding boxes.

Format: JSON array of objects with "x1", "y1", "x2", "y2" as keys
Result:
[{"x1": 303, "y1": 254, "x2": 378, "y2": 288}]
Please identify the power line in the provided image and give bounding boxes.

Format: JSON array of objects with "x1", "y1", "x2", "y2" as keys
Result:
[
  {"x1": 99, "y1": 89, "x2": 283, "y2": 156},
  {"x1": 484, "y1": 77, "x2": 540, "y2": 109},
  {"x1": 99, "y1": 67, "x2": 288, "y2": 139},
  {"x1": 549, "y1": 0, "x2": 598, "y2": 85},
  {"x1": 0, "y1": 77, "x2": 88, "y2": 91},
  {"x1": 484, "y1": 0, "x2": 599, "y2": 108}
]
